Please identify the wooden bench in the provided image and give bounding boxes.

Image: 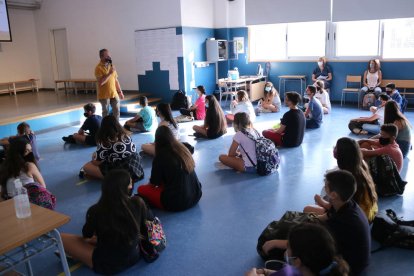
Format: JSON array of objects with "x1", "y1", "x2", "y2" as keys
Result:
[
  {"x1": 0, "y1": 79, "x2": 39, "y2": 95},
  {"x1": 380, "y1": 79, "x2": 414, "y2": 96},
  {"x1": 55, "y1": 79, "x2": 98, "y2": 95}
]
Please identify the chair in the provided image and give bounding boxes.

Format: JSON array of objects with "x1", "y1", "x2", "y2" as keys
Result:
[
  {"x1": 341, "y1": 75, "x2": 362, "y2": 108},
  {"x1": 218, "y1": 78, "x2": 237, "y2": 108}
]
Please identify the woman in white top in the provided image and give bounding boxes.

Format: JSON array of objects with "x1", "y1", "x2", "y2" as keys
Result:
[
  {"x1": 314, "y1": 80, "x2": 331, "y2": 114},
  {"x1": 226, "y1": 90, "x2": 256, "y2": 122},
  {"x1": 219, "y1": 112, "x2": 258, "y2": 173},
  {"x1": 0, "y1": 137, "x2": 46, "y2": 200},
  {"x1": 361, "y1": 59, "x2": 382, "y2": 97},
  {"x1": 256, "y1": 82, "x2": 281, "y2": 114},
  {"x1": 141, "y1": 103, "x2": 179, "y2": 156}
]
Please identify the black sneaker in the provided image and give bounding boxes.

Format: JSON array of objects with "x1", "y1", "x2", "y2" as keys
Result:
[{"x1": 79, "y1": 168, "x2": 85, "y2": 178}]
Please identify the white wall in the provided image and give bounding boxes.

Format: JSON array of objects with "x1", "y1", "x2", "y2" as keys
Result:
[
  {"x1": 181, "y1": 0, "x2": 214, "y2": 28},
  {"x1": 33, "y1": 0, "x2": 182, "y2": 89},
  {"x1": 214, "y1": 0, "x2": 246, "y2": 28},
  {"x1": 0, "y1": 8, "x2": 41, "y2": 83}
]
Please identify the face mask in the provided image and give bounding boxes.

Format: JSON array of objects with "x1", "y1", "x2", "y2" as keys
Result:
[
  {"x1": 386, "y1": 90, "x2": 392, "y2": 95},
  {"x1": 84, "y1": 112, "x2": 89, "y2": 117},
  {"x1": 379, "y1": 137, "x2": 391, "y2": 145},
  {"x1": 105, "y1": 57, "x2": 112, "y2": 64},
  {"x1": 318, "y1": 61, "x2": 323, "y2": 67},
  {"x1": 205, "y1": 103, "x2": 209, "y2": 108},
  {"x1": 333, "y1": 147, "x2": 338, "y2": 159},
  {"x1": 370, "y1": 64, "x2": 375, "y2": 69},
  {"x1": 284, "y1": 251, "x2": 296, "y2": 266},
  {"x1": 24, "y1": 152, "x2": 35, "y2": 163},
  {"x1": 265, "y1": 87, "x2": 272, "y2": 92}
]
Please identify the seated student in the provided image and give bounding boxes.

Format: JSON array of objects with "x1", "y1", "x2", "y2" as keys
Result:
[
  {"x1": 179, "y1": 85, "x2": 206, "y2": 120},
  {"x1": 312, "y1": 57, "x2": 332, "y2": 89},
  {"x1": 314, "y1": 80, "x2": 331, "y2": 114},
  {"x1": 360, "y1": 59, "x2": 382, "y2": 101},
  {"x1": 0, "y1": 137, "x2": 46, "y2": 200},
  {"x1": 304, "y1": 85, "x2": 323, "y2": 129},
  {"x1": 138, "y1": 126, "x2": 202, "y2": 212},
  {"x1": 348, "y1": 93, "x2": 389, "y2": 135},
  {"x1": 141, "y1": 103, "x2": 179, "y2": 156},
  {"x1": 0, "y1": 122, "x2": 40, "y2": 161},
  {"x1": 256, "y1": 82, "x2": 282, "y2": 114},
  {"x1": 262, "y1": 92, "x2": 305, "y2": 147},
  {"x1": 304, "y1": 137, "x2": 378, "y2": 223},
  {"x1": 60, "y1": 170, "x2": 149, "y2": 275},
  {"x1": 246, "y1": 224, "x2": 349, "y2": 276},
  {"x1": 226, "y1": 90, "x2": 256, "y2": 122},
  {"x1": 81, "y1": 115, "x2": 143, "y2": 181},
  {"x1": 219, "y1": 113, "x2": 258, "y2": 173},
  {"x1": 193, "y1": 95, "x2": 227, "y2": 139},
  {"x1": 261, "y1": 170, "x2": 370, "y2": 275},
  {"x1": 62, "y1": 103, "x2": 102, "y2": 146},
  {"x1": 359, "y1": 123, "x2": 403, "y2": 172},
  {"x1": 124, "y1": 96, "x2": 155, "y2": 132},
  {"x1": 385, "y1": 83, "x2": 403, "y2": 110}
]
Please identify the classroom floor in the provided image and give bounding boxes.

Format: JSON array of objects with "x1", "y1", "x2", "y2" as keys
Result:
[{"x1": 8, "y1": 104, "x2": 414, "y2": 276}]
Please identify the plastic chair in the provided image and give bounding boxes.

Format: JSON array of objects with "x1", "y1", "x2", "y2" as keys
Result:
[{"x1": 341, "y1": 75, "x2": 362, "y2": 108}]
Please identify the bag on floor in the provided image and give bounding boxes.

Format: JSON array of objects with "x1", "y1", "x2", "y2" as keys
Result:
[
  {"x1": 362, "y1": 93, "x2": 376, "y2": 109},
  {"x1": 140, "y1": 216, "x2": 167, "y2": 263},
  {"x1": 174, "y1": 114, "x2": 194, "y2": 123},
  {"x1": 372, "y1": 209, "x2": 414, "y2": 250},
  {"x1": 368, "y1": 154, "x2": 407, "y2": 197},
  {"x1": 257, "y1": 211, "x2": 320, "y2": 260},
  {"x1": 171, "y1": 90, "x2": 189, "y2": 110},
  {"x1": 240, "y1": 129, "x2": 280, "y2": 176},
  {"x1": 24, "y1": 182, "x2": 56, "y2": 210}
]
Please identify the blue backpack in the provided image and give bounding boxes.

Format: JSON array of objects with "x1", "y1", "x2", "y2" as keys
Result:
[{"x1": 240, "y1": 129, "x2": 280, "y2": 176}]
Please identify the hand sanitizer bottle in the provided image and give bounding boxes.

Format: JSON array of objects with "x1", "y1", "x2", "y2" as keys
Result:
[{"x1": 14, "y1": 179, "x2": 31, "y2": 219}]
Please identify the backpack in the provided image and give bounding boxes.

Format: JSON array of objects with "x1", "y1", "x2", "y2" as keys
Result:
[
  {"x1": 368, "y1": 154, "x2": 407, "y2": 197},
  {"x1": 371, "y1": 209, "x2": 414, "y2": 250},
  {"x1": 240, "y1": 129, "x2": 280, "y2": 176},
  {"x1": 362, "y1": 93, "x2": 376, "y2": 109},
  {"x1": 171, "y1": 90, "x2": 189, "y2": 110},
  {"x1": 24, "y1": 182, "x2": 56, "y2": 210},
  {"x1": 140, "y1": 216, "x2": 167, "y2": 263}
]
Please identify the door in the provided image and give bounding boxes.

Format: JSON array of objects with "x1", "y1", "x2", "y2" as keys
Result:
[{"x1": 51, "y1": 28, "x2": 71, "y2": 80}]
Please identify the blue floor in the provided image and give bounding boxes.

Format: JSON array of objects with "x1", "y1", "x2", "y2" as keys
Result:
[{"x1": 13, "y1": 104, "x2": 414, "y2": 276}]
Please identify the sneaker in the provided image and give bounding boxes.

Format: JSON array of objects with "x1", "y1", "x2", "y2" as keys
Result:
[
  {"x1": 79, "y1": 168, "x2": 85, "y2": 178},
  {"x1": 265, "y1": 260, "x2": 286, "y2": 271},
  {"x1": 62, "y1": 135, "x2": 76, "y2": 144},
  {"x1": 193, "y1": 132, "x2": 205, "y2": 139},
  {"x1": 54, "y1": 250, "x2": 75, "y2": 263}
]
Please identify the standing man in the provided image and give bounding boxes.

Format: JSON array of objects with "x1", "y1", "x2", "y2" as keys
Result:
[{"x1": 95, "y1": 49, "x2": 124, "y2": 120}]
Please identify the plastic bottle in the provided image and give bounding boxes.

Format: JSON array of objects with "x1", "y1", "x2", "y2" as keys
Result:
[{"x1": 13, "y1": 179, "x2": 31, "y2": 219}]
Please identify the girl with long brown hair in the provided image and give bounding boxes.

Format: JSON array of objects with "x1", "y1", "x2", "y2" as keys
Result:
[{"x1": 193, "y1": 95, "x2": 227, "y2": 139}]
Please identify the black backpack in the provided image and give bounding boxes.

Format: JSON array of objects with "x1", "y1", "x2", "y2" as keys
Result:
[
  {"x1": 372, "y1": 209, "x2": 414, "y2": 251},
  {"x1": 171, "y1": 90, "x2": 188, "y2": 110},
  {"x1": 368, "y1": 154, "x2": 407, "y2": 197}
]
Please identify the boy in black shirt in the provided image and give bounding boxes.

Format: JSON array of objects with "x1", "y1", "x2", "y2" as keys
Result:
[{"x1": 62, "y1": 103, "x2": 102, "y2": 146}]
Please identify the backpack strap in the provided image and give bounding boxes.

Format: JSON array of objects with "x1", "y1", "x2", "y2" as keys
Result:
[{"x1": 239, "y1": 143, "x2": 256, "y2": 167}]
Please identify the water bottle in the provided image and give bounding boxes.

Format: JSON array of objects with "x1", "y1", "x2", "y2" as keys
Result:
[{"x1": 13, "y1": 179, "x2": 31, "y2": 219}]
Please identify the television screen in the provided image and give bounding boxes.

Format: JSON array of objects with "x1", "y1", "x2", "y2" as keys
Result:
[{"x1": 0, "y1": 0, "x2": 12, "y2": 42}]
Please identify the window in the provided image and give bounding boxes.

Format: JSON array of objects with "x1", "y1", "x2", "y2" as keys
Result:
[
  {"x1": 249, "y1": 24, "x2": 286, "y2": 61},
  {"x1": 335, "y1": 20, "x2": 380, "y2": 57},
  {"x1": 287, "y1": 21, "x2": 326, "y2": 57},
  {"x1": 382, "y1": 18, "x2": 414, "y2": 59}
]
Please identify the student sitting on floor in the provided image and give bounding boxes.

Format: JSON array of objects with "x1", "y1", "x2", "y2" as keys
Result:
[
  {"x1": 304, "y1": 137, "x2": 378, "y2": 223},
  {"x1": 0, "y1": 122, "x2": 40, "y2": 161},
  {"x1": 60, "y1": 170, "x2": 149, "y2": 275},
  {"x1": 138, "y1": 126, "x2": 202, "y2": 211},
  {"x1": 314, "y1": 80, "x2": 331, "y2": 114},
  {"x1": 0, "y1": 137, "x2": 46, "y2": 200},
  {"x1": 255, "y1": 82, "x2": 281, "y2": 115},
  {"x1": 262, "y1": 92, "x2": 305, "y2": 147},
  {"x1": 247, "y1": 224, "x2": 349, "y2": 276},
  {"x1": 62, "y1": 103, "x2": 102, "y2": 146},
  {"x1": 226, "y1": 90, "x2": 256, "y2": 123},
  {"x1": 219, "y1": 113, "x2": 259, "y2": 173},
  {"x1": 348, "y1": 94, "x2": 389, "y2": 135},
  {"x1": 262, "y1": 170, "x2": 370, "y2": 275},
  {"x1": 124, "y1": 96, "x2": 155, "y2": 132},
  {"x1": 141, "y1": 103, "x2": 179, "y2": 156},
  {"x1": 81, "y1": 115, "x2": 143, "y2": 181},
  {"x1": 304, "y1": 85, "x2": 323, "y2": 129},
  {"x1": 358, "y1": 123, "x2": 403, "y2": 172},
  {"x1": 385, "y1": 83, "x2": 402, "y2": 110},
  {"x1": 179, "y1": 85, "x2": 206, "y2": 120},
  {"x1": 193, "y1": 95, "x2": 227, "y2": 139}
]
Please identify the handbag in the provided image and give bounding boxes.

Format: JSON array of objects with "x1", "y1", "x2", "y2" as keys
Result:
[{"x1": 140, "y1": 216, "x2": 167, "y2": 263}]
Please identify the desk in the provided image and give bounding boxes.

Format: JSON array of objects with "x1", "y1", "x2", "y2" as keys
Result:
[
  {"x1": 0, "y1": 80, "x2": 39, "y2": 95},
  {"x1": 278, "y1": 75, "x2": 307, "y2": 97},
  {"x1": 0, "y1": 200, "x2": 71, "y2": 275},
  {"x1": 55, "y1": 79, "x2": 98, "y2": 95},
  {"x1": 218, "y1": 76, "x2": 267, "y2": 105}
]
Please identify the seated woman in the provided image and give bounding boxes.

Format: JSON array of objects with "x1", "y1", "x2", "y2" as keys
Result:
[
  {"x1": 193, "y1": 95, "x2": 227, "y2": 139},
  {"x1": 0, "y1": 137, "x2": 46, "y2": 200},
  {"x1": 256, "y1": 82, "x2": 281, "y2": 114},
  {"x1": 179, "y1": 85, "x2": 206, "y2": 120},
  {"x1": 263, "y1": 92, "x2": 305, "y2": 147},
  {"x1": 246, "y1": 224, "x2": 349, "y2": 276},
  {"x1": 314, "y1": 80, "x2": 331, "y2": 114},
  {"x1": 81, "y1": 115, "x2": 143, "y2": 182},
  {"x1": 138, "y1": 126, "x2": 202, "y2": 212},
  {"x1": 141, "y1": 103, "x2": 179, "y2": 156},
  {"x1": 219, "y1": 113, "x2": 258, "y2": 173},
  {"x1": 312, "y1": 56, "x2": 332, "y2": 89},
  {"x1": 0, "y1": 122, "x2": 40, "y2": 161},
  {"x1": 361, "y1": 59, "x2": 382, "y2": 103},
  {"x1": 226, "y1": 90, "x2": 256, "y2": 123},
  {"x1": 60, "y1": 170, "x2": 149, "y2": 275},
  {"x1": 304, "y1": 137, "x2": 378, "y2": 223}
]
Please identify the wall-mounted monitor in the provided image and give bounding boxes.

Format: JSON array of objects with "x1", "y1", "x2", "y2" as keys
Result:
[{"x1": 0, "y1": 0, "x2": 12, "y2": 42}]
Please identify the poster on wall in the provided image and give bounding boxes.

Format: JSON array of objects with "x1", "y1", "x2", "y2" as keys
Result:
[
  {"x1": 0, "y1": 0, "x2": 12, "y2": 42},
  {"x1": 234, "y1": 37, "x2": 244, "y2": 54}
]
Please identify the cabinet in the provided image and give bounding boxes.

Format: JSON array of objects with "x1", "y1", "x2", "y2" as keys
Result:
[{"x1": 206, "y1": 39, "x2": 238, "y2": 62}]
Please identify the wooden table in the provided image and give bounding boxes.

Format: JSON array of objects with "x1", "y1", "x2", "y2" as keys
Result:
[
  {"x1": 55, "y1": 79, "x2": 98, "y2": 95},
  {"x1": 278, "y1": 75, "x2": 307, "y2": 97},
  {"x1": 0, "y1": 79, "x2": 39, "y2": 95},
  {"x1": 0, "y1": 200, "x2": 71, "y2": 275},
  {"x1": 218, "y1": 76, "x2": 267, "y2": 105}
]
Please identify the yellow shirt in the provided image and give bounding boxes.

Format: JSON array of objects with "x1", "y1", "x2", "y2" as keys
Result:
[
  {"x1": 95, "y1": 62, "x2": 118, "y2": 100},
  {"x1": 359, "y1": 189, "x2": 378, "y2": 223}
]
